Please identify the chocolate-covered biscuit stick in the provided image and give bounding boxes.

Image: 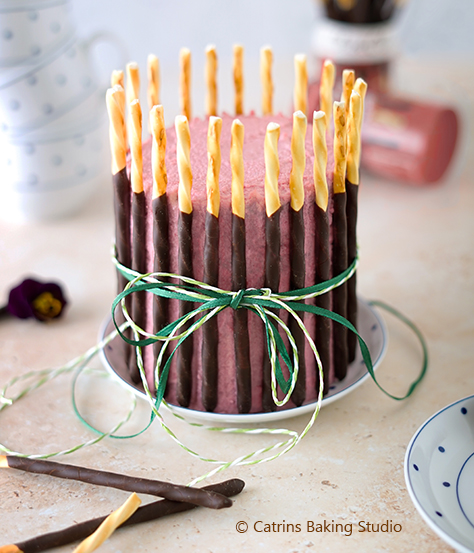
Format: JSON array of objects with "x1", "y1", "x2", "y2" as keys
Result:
[
  {"x1": 129, "y1": 99, "x2": 147, "y2": 384},
  {"x1": 0, "y1": 478, "x2": 245, "y2": 553},
  {"x1": 205, "y1": 45, "x2": 218, "y2": 117},
  {"x1": 332, "y1": 101, "x2": 349, "y2": 380},
  {"x1": 233, "y1": 45, "x2": 244, "y2": 116},
  {"x1": 346, "y1": 89, "x2": 363, "y2": 362},
  {"x1": 319, "y1": 60, "x2": 335, "y2": 129},
  {"x1": 262, "y1": 122, "x2": 281, "y2": 412},
  {"x1": 231, "y1": 119, "x2": 251, "y2": 413},
  {"x1": 106, "y1": 84, "x2": 132, "y2": 366},
  {"x1": 147, "y1": 54, "x2": 160, "y2": 113},
  {"x1": 260, "y1": 46, "x2": 273, "y2": 116},
  {"x1": 150, "y1": 105, "x2": 170, "y2": 376},
  {"x1": 180, "y1": 48, "x2": 192, "y2": 120},
  {"x1": 293, "y1": 54, "x2": 308, "y2": 115},
  {"x1": 0, "y1": 456, "x2": 232, "y2": 509},
  {"x1": 202, "y1": 116, "x2": 222, "y2": 412},
  {"x1": 313, "y1": 110, "x2": 331, "y2": 395},
  {"x1": 176, "y1": 115, "x2": 194, "y2": 407},
  {"x1": 289, "y1": 110, "x2": 307, "y2": 406}
]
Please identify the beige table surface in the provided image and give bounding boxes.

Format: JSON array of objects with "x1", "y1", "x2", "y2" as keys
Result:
[{"x1": 0, "y1": 57, "x2": 473, "y2": 553}]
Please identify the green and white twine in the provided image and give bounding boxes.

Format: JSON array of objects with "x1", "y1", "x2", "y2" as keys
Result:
[{"x1": 0, "y1": 251, "x2": 428, "y2": 486}]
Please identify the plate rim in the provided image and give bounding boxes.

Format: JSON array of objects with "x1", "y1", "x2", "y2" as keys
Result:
[
  {"x1": 404, "y1": 394, "x2": 474, "y2": 553},
  {"x1": 99, "y1": 297, "x2": 387, "y2": 425}
]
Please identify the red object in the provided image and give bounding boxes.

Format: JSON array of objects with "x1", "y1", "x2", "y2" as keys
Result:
[{"x1": 361, "y1": 93, "x2": 458, "y2": 185}]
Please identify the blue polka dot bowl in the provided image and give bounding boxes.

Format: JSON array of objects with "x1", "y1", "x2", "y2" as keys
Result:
[{"x1": 405, "y1": 396, "x2": 474, "y2": 553}]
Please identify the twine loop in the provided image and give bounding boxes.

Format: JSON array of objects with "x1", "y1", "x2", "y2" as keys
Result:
[{"x1": 0, "y1": 246, "x2": 428, "y2": 487}]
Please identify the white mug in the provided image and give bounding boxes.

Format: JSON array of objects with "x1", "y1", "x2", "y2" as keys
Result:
[
  {"x1": 0, "y1": 92, "x2": 109, "y2": 222},
  {"x1": 0, "y1": 0, "x2": 125, "y2": 222},
  {"x1": 0, "y1": 32, "x2": 116, "y2": 137},
  {"x1": 0, "y1": 0, "x2": 75, "y2": 68}
]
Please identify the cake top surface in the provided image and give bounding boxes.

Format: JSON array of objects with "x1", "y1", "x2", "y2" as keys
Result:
[{"x1": 140, "y1": 112, "x2": 335, "y2": 207}]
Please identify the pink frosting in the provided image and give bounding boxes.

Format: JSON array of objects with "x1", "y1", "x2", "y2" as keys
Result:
[{"x1": 133, "y1": 112, "x2": 336, "y2": 413}]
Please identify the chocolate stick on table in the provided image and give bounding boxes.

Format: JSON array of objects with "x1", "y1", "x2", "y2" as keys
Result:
[
  {"x1": 289, "y1": 111, "x2": 307, "y2": 406},
  {"x1": 129, "y1": 99, "x2": 148, "y2": 384},
  {"x1": 346, "y1": 88, "x2": 363, "y2": 363},
  {"x1": 313, "y1": 110, "x2": 331, "y2": 395},
  {"x1": 150, "y1": 105, "x2": 170, "y2": 374},
  {"x1": 202, "y1": 116, "x2": 222, "y2": 412},
  {"x1": 263, "y1": 122, "x2": 281, "y2": 412},
  {"x1": 106, "y1": 85, "x2": 132, "y2": 364},
  {"x1": 0, "y1": 456, "x2": 232, "y2": 509},
  {"x1": 231, "y1": 119, "x2": 251, "y2": 414},
  {"x1": 332, "y1": 101, "x2": 349, "y2": 381},
  {"x1": 175, "y1": 115, "x2": 194, "y2": 407},
  {"x1": 0, "y1": 478, "x2": 245, "y2": 553}
]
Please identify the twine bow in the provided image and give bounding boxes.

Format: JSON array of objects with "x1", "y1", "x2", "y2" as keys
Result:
[
  {"x1": 0, "y1": 250, "x2": 427, "y2": 483},
  {"x1": 111, "y1": 252, "x2": 426, "y2": 414}
]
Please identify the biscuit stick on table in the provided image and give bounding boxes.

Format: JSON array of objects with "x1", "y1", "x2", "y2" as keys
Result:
[
  {"x1": 331, "y1": 100, "x2": 349, "y2": 380},
  {"x1": 0, "y1": 478, "x2": 245, "y2": 553},
  {"x1": 150, "y1": 105, "x2": 170, "y2": 375},
  {"x1": 289, "y1": 110, "x2": 307, "y2": 406},
  {"x1": 233, "y1": 44, "x2": 244, "y2": 115},
  {"x1": 260, "y1": 45, "x2": 273, "y2": 116},
  {"x1": 293, "y1": 54, "x2": 308, "y2": 115},
  {"x1": 106, "y1": 84, "x2": 132, "y2": 365},
  {"x1": 180, "y1": 48, "x2": 192, "y2": 120},
  {"x1": 202, "y1": 116, "x2": 222, "y2": 412},
  {"x1": 231, "y1": 119, "x2": 251, "y2": 413},
  {"x1": 175, "y1": 114, "x2": 194, "y2": 407},
  {"x1": 346, "y1": 90, "x2": 363, "y2": 363},
  {"x1": 312, "y1": 110, "x2": 330, "y2": 395},
  {"x1": 129, "y1": 98, "x2": 147, "y2": 384},
  {"x1": 262, "y1": 122, "x2": 281, "y2": 412},
  {"x1": 205, "y1": 44, "x2": 218, "y2": 116},
  {"x1": 72, "y1": 493, "x2": 141, "y2": 553}
]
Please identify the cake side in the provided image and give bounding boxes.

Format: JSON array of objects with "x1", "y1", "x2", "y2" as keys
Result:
[{"x1": 134, "y1": 113, "x2": 336, "y2": 414}]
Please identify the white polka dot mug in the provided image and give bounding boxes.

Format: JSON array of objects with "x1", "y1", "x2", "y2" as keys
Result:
[
  {"x1": 0, "y1": 30, "x2": 118, "y2": 136},
  {"x1": 0, "y1": 0, "x2": 75, "y2": 69},
  {"x1": 0, "y1": 89, "x2": 109, "y2": 222}
]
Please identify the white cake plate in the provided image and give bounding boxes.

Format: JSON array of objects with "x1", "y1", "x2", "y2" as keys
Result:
[
  {"x1": 99, "y1": 298, "x2": 387, "y2": 425},
  {"x1": 405, "y1": 396, "x2": 474, "y2": 553}
]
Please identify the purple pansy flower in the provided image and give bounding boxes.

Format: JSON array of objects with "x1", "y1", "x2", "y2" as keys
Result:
[{"x1": 4, "y1": 278, "x2": 68, "y2": 322}]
